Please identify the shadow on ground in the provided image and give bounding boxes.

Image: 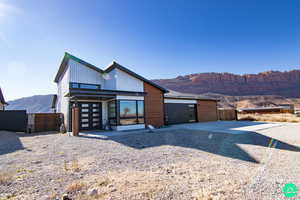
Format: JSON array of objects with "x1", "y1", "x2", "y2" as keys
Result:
[
  {"x1": 0, "y1": 131, "x2": 56, "y2": 156},
  {"x1": 105, "y1": 128, "x2": 300, "y2": 164}
]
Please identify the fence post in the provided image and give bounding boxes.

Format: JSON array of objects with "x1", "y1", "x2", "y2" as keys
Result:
[{"x1": 27, "y1": 113, "x2": 35, "y2": 133}]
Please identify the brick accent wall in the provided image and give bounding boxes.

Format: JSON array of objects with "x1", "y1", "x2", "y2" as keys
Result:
[
  {"x1": 197, "y1": 100, "x2": 218, "y2": 122},
  {"x1": 144, "y1": 82, "x2": 165, "y2": 127}
]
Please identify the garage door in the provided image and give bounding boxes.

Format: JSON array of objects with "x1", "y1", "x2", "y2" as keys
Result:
[{"x1": 165, "y1": 103, "x2": 197, "y2": 125}]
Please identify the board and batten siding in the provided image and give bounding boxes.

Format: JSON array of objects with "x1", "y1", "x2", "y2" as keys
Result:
[
  {"x1": 68, "y1": 59, "x2": 105, "y2": 86},
  {"x1": 104, "y1": 68, "x2": 117, "y2": 90},
  {"x1": 104, "y1": 68, "x2": 144, "y2": 92},
  {"x1": 56, "y1": 66, "x2": 70, "y2": 130},
  {"x1": 116, "y1": 69, "x2": 143, "y2": 92}
]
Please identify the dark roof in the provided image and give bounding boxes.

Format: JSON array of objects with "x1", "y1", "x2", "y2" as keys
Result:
[
  {"x1": 54, "y1": 53, "x2": 168, "y2": 93},
  {"x1": 164, "y1": 90, "x2": 219, "y2": 101},
  {"x1": 0, "y1": 87, "x2": 8, "y2": 105}
]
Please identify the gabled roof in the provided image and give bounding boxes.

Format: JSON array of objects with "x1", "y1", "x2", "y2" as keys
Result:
[
  {"x1": 54, "y1": 52, "x2": 103, "y2": 83},
  {"x1": 164, "y1": 90, "x2": 219, "y2": 101},
  {"x1": 54, "y1": 52, "x2": 169, "y2": 93},
  {"x1": 0, "y1": 87, "x2": 8, "y2": 105},
  {"x1": 104, "y1": 61, "x2": 169, "y2": 93}
]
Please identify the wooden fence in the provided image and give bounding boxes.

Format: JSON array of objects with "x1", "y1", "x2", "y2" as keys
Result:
[
  {"x1": 218, "y1": 109, "x2": 237, "y2": 121},
  {"x1": 28, "y1": 113, "x2": 62, "y2": 133}
]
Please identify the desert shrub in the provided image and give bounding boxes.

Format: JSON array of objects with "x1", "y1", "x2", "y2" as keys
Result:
[{"x1": 65, "y1": 181, "x2": 86, "y2": 193}]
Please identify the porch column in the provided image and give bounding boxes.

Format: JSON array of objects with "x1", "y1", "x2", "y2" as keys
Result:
[{"x1": 72, "y1": 103, "x2": 79, "y2": 136}]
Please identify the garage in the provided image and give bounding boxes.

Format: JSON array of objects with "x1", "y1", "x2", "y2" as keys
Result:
[
  {"x1": 165, "y1": 103, "x2": 197, "y2": 124},
  {"x1": 164, "y1": 90, "x2": 219, "y2": 124}
]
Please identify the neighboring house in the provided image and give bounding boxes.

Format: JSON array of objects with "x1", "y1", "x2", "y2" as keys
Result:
[
  {"x1": 238, "y1": 105, "x2": 294, "y2": 114},
  {"x1": 53, "y1": 52, "x2": 218, "y2": 133},
  {"x1": 0, "y1": 88, "x2": 8, "y2": 111}
]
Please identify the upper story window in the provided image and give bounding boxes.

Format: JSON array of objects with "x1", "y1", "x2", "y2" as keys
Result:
[{"x1": 70, "y1": 82, "x2": 101, "y2": 90}]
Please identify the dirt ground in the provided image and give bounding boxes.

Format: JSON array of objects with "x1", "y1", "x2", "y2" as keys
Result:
[{"x1": 0, "y1": 122, "x2": 299, "y2": 200}]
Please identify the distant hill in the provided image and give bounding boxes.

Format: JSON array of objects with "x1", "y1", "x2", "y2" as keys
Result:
[
  {"x1": 6, "y1": 94, "x2": 54, "y2": 113},
  {"x1": 202, "y1": 93, "x2": 300, "y2": 110},
  {"x1": 6, "y1": 69, "x2": 300, "y2": 113},
  {"x1": 153, "y1": 70, "x2": 300, "y2": 98}
]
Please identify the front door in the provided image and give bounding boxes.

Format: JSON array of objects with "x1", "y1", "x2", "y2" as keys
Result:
[{"x1": 79, "y1": 102, "x2": 102, "y2": 130}]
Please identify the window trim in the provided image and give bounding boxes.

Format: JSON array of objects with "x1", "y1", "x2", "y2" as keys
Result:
[
  {"x1": 69, "y1": 82, "x2": 101, "y2": 90},
  {"x1": 117, "y1": 100, "x2": 145, "y2": 126},
  {"x1": 108, "y1": 100, "x2": 117, "y2": 126}
]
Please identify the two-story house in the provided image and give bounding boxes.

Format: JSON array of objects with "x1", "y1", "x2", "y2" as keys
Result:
[
  {"x1": 0, "y1": 88, "x2": 8, "y2": 111},
  {"x1": 53, "y1": 53, "x2": 218, "y2": 134}
]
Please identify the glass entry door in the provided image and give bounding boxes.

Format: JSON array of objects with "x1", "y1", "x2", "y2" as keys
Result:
[{"x1": 79, "y1": 102, "x2": 102, "y2": 130}]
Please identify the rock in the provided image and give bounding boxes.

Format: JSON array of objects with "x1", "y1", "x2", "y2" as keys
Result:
[
  {"x1": 111, "y1": 188, "x2": 117, "y2": 192},
  {"x1": 87, "y1": 188, "x2": 98, "y2": 196},
  {"x1": 61, "y1": 194, "x2": 72, "y2": 200},
  {"x1": 153, "y1": 70, "x2": 300, "y2": 98}
]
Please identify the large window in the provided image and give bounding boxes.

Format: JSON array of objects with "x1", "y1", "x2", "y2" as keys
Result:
[
  {"x1": 107, "y1": 100, "x2": 144, "y2": 126},
  {"x1": 70, "y1": 82, "x2": 101, "y2": 90},
  {"x1": 119, "y1": 100, "x2": 144, "y2": 125}
]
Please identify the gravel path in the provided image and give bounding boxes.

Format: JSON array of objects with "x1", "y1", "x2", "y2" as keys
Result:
[{"x1": 0, "y1": 122, "x2": 299, "y2": 200}]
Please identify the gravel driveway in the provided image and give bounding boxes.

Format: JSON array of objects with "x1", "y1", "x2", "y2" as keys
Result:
[{"x1": 0, "y1": 121, "x2": 299, "y2": 200}]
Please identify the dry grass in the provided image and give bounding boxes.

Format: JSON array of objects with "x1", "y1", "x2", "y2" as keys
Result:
[
  {"x1": 0, "y1": 171, "x2": 14, "y2": 185},
  {"x1": 66, "y1": 160, "x2": 247, "y2": 200},
  {"x1": 238, "y1": 113, "x2": 300, "y2": 123},
  {"x1": 65, "y1": 181, "x2": 86, "y2": 193},
  {"x1": 63, "y1": 160, "x2": 81, "y2": 172}
]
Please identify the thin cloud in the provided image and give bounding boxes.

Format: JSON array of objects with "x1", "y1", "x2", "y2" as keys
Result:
[
  {"x1": 0, "y1": 2, "x2": 22, "y2": 44},
  {"x1": 0, "y1": 31, "x2": 8, "y2": 44},
  {"x1": 0, "y1": 1, "x2": 21, "y2": 19}
]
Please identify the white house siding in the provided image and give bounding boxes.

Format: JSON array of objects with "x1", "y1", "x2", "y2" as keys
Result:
[
  {"x1": 115, "y1": 69, "x2": 144, "y2": 92},
  {"x1": 56, "y1": 66, "x2": 70, "y2": 130},
  {"x1": 69, "y1": 59, "x2": 104, "y2": 86},
  {"x1": 164, "y1": 99, "x2": 197, "y2": 104},
  {"x1": 103, "y1": 69, "x2": 117, "y2": 90},
  {"x1": 116, "y1": 95, "x2": 144, "y2": 100},
  {"x1": 102, "y1": 101, "x2": 108, "y2": 126},
  {"x1": 103, "y1": 68, "x2": 143, "y2": 92}
]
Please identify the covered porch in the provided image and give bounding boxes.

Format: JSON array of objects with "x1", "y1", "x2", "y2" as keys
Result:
[{"x1": 67, "y1": 89, "x2": 146, "y2": 135}]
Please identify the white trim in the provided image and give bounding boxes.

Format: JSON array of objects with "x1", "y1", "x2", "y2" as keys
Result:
[
  {"x1": 116, "y1": 124, "x2": 145, "y2": 131},
  {"x1": 70, "y1": 99, "x2": 106, "y2": 102},
  {"x1": 116, "y1": 95, "x2": 144, "y2": 100},
  {"x1": 164, "y1": 98, "x2": 197, "y2": 104}
]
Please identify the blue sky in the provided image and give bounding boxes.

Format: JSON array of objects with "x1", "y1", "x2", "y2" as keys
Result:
[{"x1": 1, "y1": 0, "x2": 300, "y2": 100}]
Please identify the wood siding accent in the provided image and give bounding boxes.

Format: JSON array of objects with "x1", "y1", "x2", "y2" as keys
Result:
[
  {"x1": 34, "y1": 113, "x2": 61, "y2": 132},
  {"x1": 197, "y1": 100, "x2": 218, "y2": 122},
  {"x1": 144, "y1": 82, "x2": 164, "y2": 127},
  {"x1": 218, "y1": 109, "x2": 237, "y2": 120}
]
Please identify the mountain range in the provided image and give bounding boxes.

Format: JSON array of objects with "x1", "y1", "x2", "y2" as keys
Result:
[
  {"x1": 5, "y1": 70, "x2": 300, "y2": 113},
  {"x1": 152, "y1": 70, "x2": 300, "y2": 97},
  {"x1": 6, "y1": 94, "x2": 54, "y2": 113}
]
